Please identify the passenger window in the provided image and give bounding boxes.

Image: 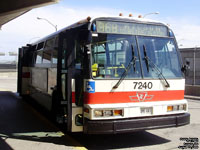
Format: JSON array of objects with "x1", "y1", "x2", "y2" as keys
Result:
[
  {"x1": 43, "y1": 50, "x2": 52, "y2": 64},
  {"x1": 36, "y1": 51, "x2": 43, "y2": 64},
  {"x1": 45, "y1": 38, "x2": 55, "y2": 50},
  {"x1": 52, "y1": 49, "x2": 58, "y2": 64}
]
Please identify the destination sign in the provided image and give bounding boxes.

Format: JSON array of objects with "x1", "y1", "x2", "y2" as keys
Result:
[{"x1": 96, "y1": 20, "x2": 168, "y2": 37}]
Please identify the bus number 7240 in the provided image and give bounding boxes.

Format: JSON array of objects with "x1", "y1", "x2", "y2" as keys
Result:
[{"x1": 133, "y1": 82, "x2": 153, "y2": 89}]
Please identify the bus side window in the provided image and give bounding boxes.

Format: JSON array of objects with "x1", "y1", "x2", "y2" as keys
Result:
[
  {"x1": 43, "y1": 50, "x2": 52, "y2": 65},
  {"x1": 52, "y1": 49, "x2": 58, "y2": 66},
  {"x1": 36, "y1": 51, "x2": 43, "y2": 65}
]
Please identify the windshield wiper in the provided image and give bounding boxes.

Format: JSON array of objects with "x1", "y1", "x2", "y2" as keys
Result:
[
  {"x1": 143, "y1": 45, "x2": 170, "y2": 88},
  {"x1": 143, "y1": 45, "x2": 149, "y2": 72},
  {"x1": 113, "y1": 44, "x2": 136, "y2": 89}
]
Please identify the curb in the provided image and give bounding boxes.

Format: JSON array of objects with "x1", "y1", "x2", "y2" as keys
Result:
[{"x1": 184, "y1": 95, "x2": 200, "y2": 100}]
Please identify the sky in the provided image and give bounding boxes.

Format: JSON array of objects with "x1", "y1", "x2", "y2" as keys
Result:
[{"x1": 0, "y1": 0, "x2": 200, "y2": 53}]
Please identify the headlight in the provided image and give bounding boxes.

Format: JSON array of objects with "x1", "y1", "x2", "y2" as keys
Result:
[
  {"x1": 179, "y1": 104, "x2": 187, "y2": 111},
  {"x1": 94, "y1": 110, "x2": 103, "y2": 117},
  {"x1": 104, "y1": 110, "x2": 113, "y2": 117}
]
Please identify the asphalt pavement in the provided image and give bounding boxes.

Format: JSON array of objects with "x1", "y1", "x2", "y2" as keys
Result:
[{"x1": 0, "y1": 91, "x2": 84, "y2": 150}]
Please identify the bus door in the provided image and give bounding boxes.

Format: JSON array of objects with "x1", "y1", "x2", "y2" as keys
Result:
[
  {"x1": 17, "y1": 46, "x2": 31, "y2": 96},
  {"x1": 57, "y1": 32, "x2": 75, "y2": 131}
]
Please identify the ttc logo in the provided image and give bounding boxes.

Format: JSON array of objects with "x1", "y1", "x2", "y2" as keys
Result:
[
  {"x1": 86, "y1": 81, "x2": 95, "y2": 93},
  {"x1": 129, "y1": 92, "x2": 154, "y2": 102}
]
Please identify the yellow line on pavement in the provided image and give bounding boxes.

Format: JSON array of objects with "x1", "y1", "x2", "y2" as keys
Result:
[
  {"x1": 75, "y1": 146, "x2": 88, "y2": 150},
  {"x1": 63, "y1": 134, "x2": 88, "y2": 150}
]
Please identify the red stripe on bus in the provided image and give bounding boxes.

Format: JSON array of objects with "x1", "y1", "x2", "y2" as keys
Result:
[{"x1": 83, "y1": 90, "x2": 184, "y2": 104}]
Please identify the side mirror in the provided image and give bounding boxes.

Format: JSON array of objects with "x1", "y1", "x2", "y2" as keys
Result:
[{"x1": 181, "y1": 61, "x2": 190, "y2": 76}]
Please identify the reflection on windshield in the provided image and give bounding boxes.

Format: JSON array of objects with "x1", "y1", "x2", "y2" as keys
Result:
[
  {"x1": 91, "y1": 34, "x2": 142, "y2": 79},
  {"x1": 138, "y1": 36, "x2": 183, "y2": 79},
  {"x1": 91, "y1": 34, "x2": 183, "y2": 79}
]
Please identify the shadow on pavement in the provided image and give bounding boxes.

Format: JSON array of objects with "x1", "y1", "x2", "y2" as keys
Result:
[
  {"x1": 0, "y1": 137, "x2": 14, "y2": 150},
  {"x1": 70, "y1": 131, "x2": 170, "y2": 149},
  {"x1": 0, "y1": 91, "x2": 81, "y2": 148}
]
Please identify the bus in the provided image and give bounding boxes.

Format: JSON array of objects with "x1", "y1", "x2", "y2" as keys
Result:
[{"x1": 18, "y1": 16, "x2": 190, "y2": 134}]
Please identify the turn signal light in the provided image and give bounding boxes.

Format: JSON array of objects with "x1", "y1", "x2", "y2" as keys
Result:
[
  {"x1": 114, "y1": 110, "x2": 123, "y2": 116},
  {"x1": 167, "y1": 106, "x2": 173, "y2": 112}
]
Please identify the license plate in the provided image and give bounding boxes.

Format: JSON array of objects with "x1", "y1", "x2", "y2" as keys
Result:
[{"x1": 141, "y1": 107, "x2": 153, "y2": 115}]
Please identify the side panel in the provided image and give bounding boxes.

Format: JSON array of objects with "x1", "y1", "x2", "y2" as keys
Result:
[
  {"x1": 30, "y1": 67, "x2": 52, "y2": 111},
  {"x1": 32, "y1": 68, "x2": 48, "y2": 92}
]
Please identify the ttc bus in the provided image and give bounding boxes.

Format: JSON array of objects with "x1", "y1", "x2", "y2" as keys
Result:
[{"x1": 18, "y1": 16, "x2": 190, "y2": 134}]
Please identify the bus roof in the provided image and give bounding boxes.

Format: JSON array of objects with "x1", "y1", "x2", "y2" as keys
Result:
[{"x1": 91, "y1": 16, "x2": 167, "y2": 26}]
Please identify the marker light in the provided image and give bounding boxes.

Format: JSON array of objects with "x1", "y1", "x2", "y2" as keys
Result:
[
  {"x1": 22, "y1": 72, "x2": 30, "y2": 78},
  {"x1": 138, "y1": 15, "x2": 143, "y2": 18},
  {"x1": 77, "y1": 16, "x2": 91, "y2": 24},
  {"x1": 129, "y1": 14, "x2": 133, "y2": 17},
  {"x1": 87, "y1": 16, "x2": 91, "y2": 22},
  {"x1": 119, "y1": 13, "x2": 123, "y2": 16},
  {"x1": 84, "y1": 108, "x2": 89, "y2": 113}
]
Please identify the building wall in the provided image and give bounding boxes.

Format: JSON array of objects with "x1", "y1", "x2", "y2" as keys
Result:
[{"x1": 179, "y1": 47, "x2": 200, "y2": 86}]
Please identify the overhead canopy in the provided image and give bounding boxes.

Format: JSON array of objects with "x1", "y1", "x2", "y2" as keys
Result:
[{"x1": 0, "y1": 0, "x2": 59, "y2": 29}]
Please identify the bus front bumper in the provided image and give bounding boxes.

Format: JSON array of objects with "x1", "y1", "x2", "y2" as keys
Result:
[{"x1": 83, "y1": 113, "x2": 190, "y2": 134}]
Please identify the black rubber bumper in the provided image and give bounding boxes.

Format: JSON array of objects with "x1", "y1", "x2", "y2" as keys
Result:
[{"x1": 84, "y1": 113, "x2": 190, "y2": 134}]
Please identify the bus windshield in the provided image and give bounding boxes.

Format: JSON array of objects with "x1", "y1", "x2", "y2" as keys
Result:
[
  {"x1": 91, "y1": 34, "x2": 142, "y2": 79},
  {"x1": 91, "y1": 34, "x2": 183, "y2": 79},
  {"x1": 138, "y1": 36, "x2": 183, "y2": 79}
]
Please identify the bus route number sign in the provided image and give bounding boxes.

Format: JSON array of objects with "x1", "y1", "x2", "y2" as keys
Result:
[
  {"x1": 96, "y1": 20, "x2": 168, "y2": 37},
  {"x1": 133, "y1": 82, "x2": 153, "y2": 89}
]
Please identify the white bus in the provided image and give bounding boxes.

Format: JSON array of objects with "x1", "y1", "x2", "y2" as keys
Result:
[{"x1": 18, "y1": 16, "x2": 190, "y2": 134}]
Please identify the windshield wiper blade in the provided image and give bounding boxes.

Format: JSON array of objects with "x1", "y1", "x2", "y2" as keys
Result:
[
  {"x1": 143, "y1": 45, "x2": 150, "y2": 72},
  {"x1": 113, "y1": 44, "x2": 136, "y2": 89},
  {"x1": 131, "y1": 44, "x2": 136, "y2": 72},
  {"x1": 143, "y1": 45, "x2": 170, "y2": 88}
]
